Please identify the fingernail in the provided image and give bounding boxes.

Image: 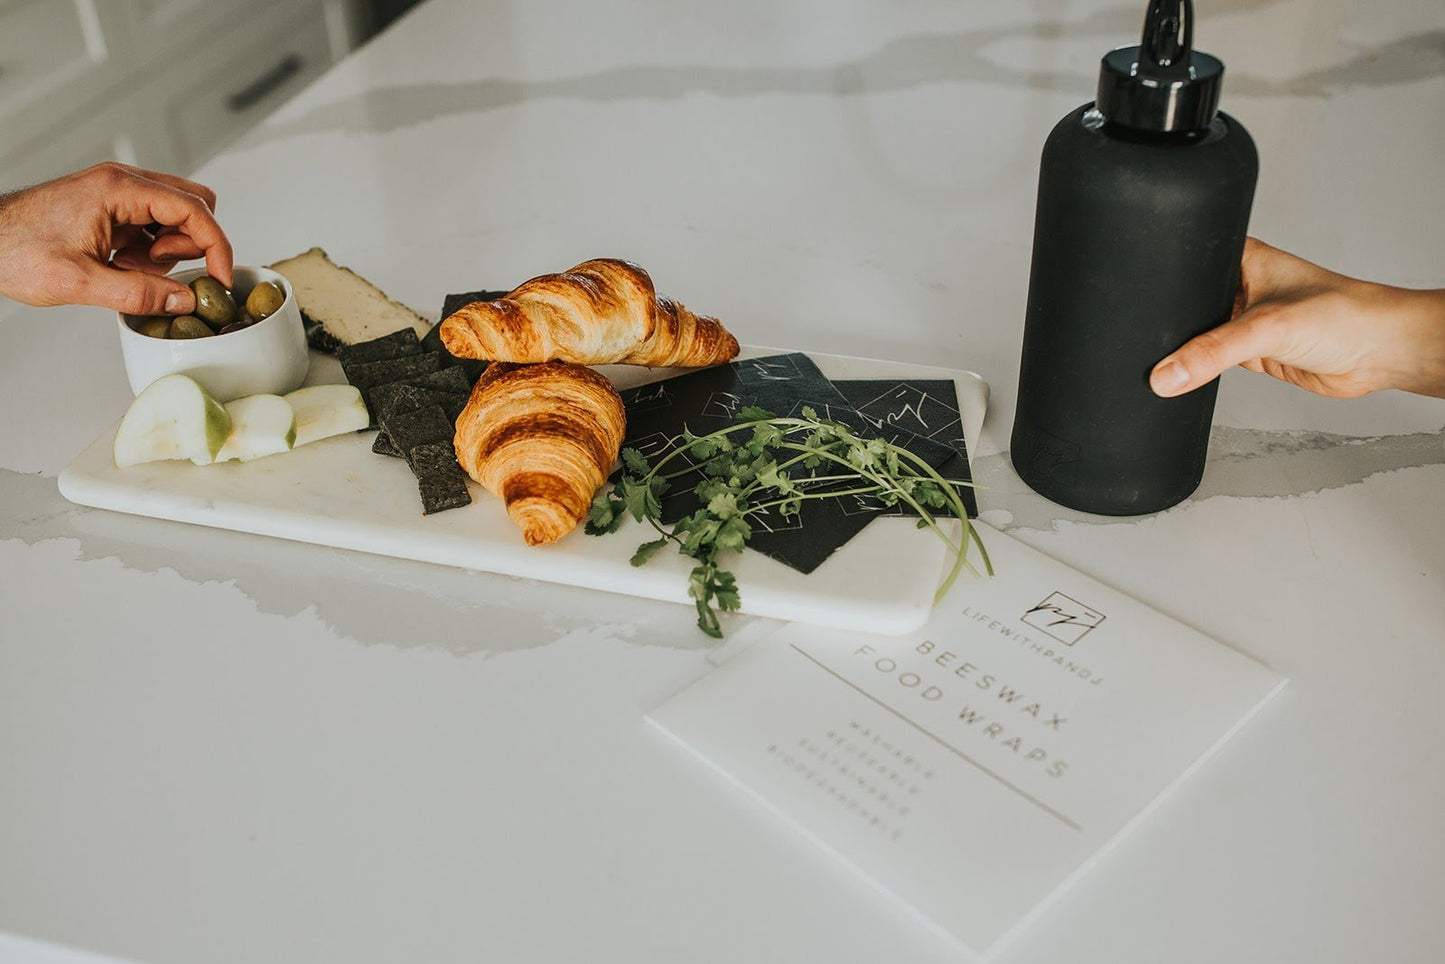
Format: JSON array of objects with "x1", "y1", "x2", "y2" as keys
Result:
[
  {"x1": 1151, "y1": 360, "x2": 1189, "y2": 396},
  {"x1": 164, "y1": 291, "x2": 189, "y2": 314}
]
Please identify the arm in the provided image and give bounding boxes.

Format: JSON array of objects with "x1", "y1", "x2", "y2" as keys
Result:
[
  {"x1": 1150, "y1": 237, "x2": 1445, "y2": 400},
  {"x1": 0, "y1": 162, "x2": 233, "y2": 316}
]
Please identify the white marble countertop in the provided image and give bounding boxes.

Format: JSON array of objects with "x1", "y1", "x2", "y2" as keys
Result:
[{"x1": 3, "y1": 1, "x2": 1444, "y2": 962}]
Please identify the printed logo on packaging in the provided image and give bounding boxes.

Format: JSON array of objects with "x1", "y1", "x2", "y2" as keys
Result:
[{"x1": 1021, "y1": 592, "x2": 1105, "y2": 646}]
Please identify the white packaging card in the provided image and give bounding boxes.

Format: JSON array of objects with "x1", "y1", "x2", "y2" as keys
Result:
[{"x1": 648, "y1": 523, "x2": 1285, "y2": 958}]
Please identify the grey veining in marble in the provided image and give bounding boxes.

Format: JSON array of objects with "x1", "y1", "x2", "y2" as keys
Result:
[
  {"x1": 976, "y1": 423, "x2": 1445, "y2": 532},
  {"x1": 246, "y1": 10, "x2": 1445, "y2": 145}
]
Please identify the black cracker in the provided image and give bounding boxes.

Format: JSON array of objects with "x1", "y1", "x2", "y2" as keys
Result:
[
  {"x1": 372, "y1": 377, "x2": 468, "y2": 428},
  {"x1": 380, "y1": 404, "x2": 455, "y2": 459},
  {"x1": 343, "y1": 352, "x2": 443, "y2": 392},
  {"x1": 373, "y1": 383, "x2": 446, "y2": 424},
  {"x1": 367, "y1": 369, "x2": 476, "y2": 457},
  {"x1": 373, "y1": 431, "x2": 404, "y2": 459},
  {"x1": 336, "y1": 328, "x2": 423, "y2": 374},
  {"x1": 349, "y1": 355, "x2": 451, "y2": 425},
  {"x1": 409, "y1": 441, "x2": 472, "y2": 515},
  {"x1": 372, "y1": 381, "x2": 471, "y2": 423},
  {"x1": 363, "y1": 365, "x2": 475, "y2": 412},
  {"x1": 403, "y1": 364, "x2": 475, "y2": 397},
  {"x1": 371, "y1": 384, "x2": 469, "y2": 458},
  {"x1": 378, "y1": 404, "x2": 469, "y2": 515}
]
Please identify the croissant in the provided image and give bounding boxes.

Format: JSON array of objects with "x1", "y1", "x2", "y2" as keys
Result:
[
  {"x1": 439, "y1": 259, "x2": 739, "y2": 368},
  {"x1": 453, "y1": 361, "x2": 626, "y2": 546}
]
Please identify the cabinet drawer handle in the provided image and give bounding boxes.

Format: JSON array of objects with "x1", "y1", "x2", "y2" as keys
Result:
[{"x1": 225, "y1": 53, "x2": 304, "y2": 113}]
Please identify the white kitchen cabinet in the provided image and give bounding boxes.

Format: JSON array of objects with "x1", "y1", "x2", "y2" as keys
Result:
[
  {"x1": 0, "y1": 90, "x2": 170, "y2": 189},
  {"x1": 116, "y1": 0, "x2": 251, "y2": 34},
  {"x1": 155, "y1": 4, "x2": 337, "y2": 173},
  {"x1": 0, "y1": 0, "x2": 363, "y2": 191},
  {"x1": 0, "y1": 0, "x2": 127, "y2": 154}
]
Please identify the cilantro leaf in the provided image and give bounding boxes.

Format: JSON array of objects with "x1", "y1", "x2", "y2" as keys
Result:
[
  {"x1": 630, "y1": 538, "x2": 669, "y2": 567},
  {"x1": 584, "y1": 488, "x2": 623, "y2": 535},
  {"x1": 621, "y1": 447, "x2": 651, "y2": 475}
]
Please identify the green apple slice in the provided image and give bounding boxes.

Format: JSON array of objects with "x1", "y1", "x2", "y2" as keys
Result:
[
  {"x1": 113, "y1": 374, "x2": 232, "y2": 468},
  {"x1": 213, "y1": 394, "x2": 297, "y2": 463},
  {"x1": 284, "y1": 384, "x2": 370, "y2": 447}
]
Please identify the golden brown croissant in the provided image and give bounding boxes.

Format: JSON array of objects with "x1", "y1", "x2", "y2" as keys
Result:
[
  {"x1": 453, "y1": 361, "x2": 626, "y2": 546},
  {"x1": 439, "y1": 259, "x2": 740, "y2": 368}
]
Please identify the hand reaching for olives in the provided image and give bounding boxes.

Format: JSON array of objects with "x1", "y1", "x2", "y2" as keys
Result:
[{"x1": 0, "y1": 162, "x2": 233, "y2": 316}]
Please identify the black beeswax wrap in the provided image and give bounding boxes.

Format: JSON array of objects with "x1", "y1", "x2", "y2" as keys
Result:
[
  {"x1": 616, "y1": 353, "x2": 966, "y2": 574},
  {"x1": 829, "y1": 379, "x2": 978, "y2": 518}
]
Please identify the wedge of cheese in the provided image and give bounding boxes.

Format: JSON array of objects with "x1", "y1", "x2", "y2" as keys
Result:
[{"x1": 269, "y1": 247, "x2": 431, "y2": 353}]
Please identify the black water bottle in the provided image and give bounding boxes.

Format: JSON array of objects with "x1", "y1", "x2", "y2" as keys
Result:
[{"x1": 1011, "y1": 0, "x2": 1257, "y2": 515}]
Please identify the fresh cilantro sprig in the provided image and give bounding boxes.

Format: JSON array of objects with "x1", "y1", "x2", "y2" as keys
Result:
[{"x1": 586, "y1": 406, "x2": 992, "y2": 638}]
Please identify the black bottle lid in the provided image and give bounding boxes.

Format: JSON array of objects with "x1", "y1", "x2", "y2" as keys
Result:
[{"x1": 1096, "y1": 0, "x2": 1224, "y2": 134}]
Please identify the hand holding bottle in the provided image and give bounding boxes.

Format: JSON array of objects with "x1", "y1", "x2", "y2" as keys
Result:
[
  {"x1": 1150, "y1": 238, "x2": 1445, "y2": 401},
  {"x1": 1010, "y1": 0, "x2": 1256, "y2": 515}
]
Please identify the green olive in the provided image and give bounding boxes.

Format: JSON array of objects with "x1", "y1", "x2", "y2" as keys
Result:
[
  {"x1": 136, "y1": 316, "x2": 172, "y2": 339},
  {"x1": 189, "y1": 275, "x2": 237, "y2": 328},
  {"x1": 169, "y1": 315, "x2": 215, "y2": 339},
  {"x1": 243, "y1": 281, "x2": 284, "y2": 322}
]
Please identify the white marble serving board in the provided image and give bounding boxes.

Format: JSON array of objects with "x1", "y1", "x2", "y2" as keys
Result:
[{"x1": 57, "y1": 348, "x2": 988, "y2": 635}]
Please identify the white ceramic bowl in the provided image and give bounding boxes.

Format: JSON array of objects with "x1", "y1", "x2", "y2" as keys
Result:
[{"x1": 117, "y1": 265, "x2": 309, "y2": 401}]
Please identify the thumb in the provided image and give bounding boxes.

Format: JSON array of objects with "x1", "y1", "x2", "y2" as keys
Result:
[
  {"x1": 79, "y1": 263, "x2": 195, "y2": 316},
  {"x1": 1150, "y1": 309, "x2": 1284, "y2": 397}
]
